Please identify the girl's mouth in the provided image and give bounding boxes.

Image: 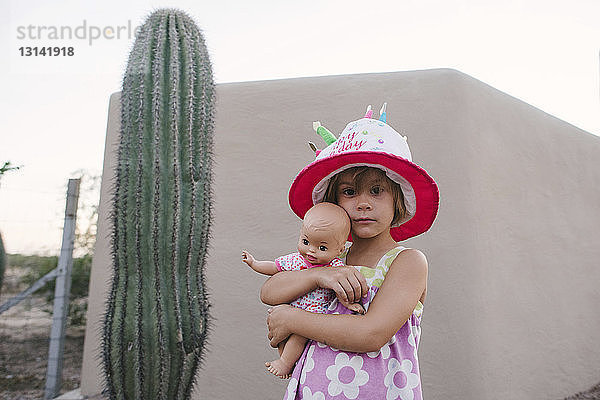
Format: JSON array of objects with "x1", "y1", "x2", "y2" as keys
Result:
[{"x1": 354, "y1": 218, "x2": 376, "y2": 224}]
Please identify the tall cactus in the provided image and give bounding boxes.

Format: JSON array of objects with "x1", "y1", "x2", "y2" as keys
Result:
[{"x1": 102, "y1": 9, "x2": 215, "y2": 400}]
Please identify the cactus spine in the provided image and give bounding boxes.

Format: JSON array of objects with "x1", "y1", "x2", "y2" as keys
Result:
[{"x1": 102, "y1": 9, "x2": 214, "y2": 400}]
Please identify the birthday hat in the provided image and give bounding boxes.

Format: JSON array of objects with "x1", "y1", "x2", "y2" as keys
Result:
[{"x1": 289, "y1": 104, "x2": 439, "y2": 241}]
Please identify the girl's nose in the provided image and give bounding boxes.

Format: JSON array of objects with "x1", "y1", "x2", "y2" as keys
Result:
[{"x1": 356, "y1": 195, "x2": 372, "y2": 211}]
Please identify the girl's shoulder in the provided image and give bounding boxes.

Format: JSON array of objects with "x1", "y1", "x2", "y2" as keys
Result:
[
  {"x1": 367, "y1": 246, "x2": 427, "y2": 283},
  {"x1": 340, "y1": 241, "x2": 423, "y2": 265},
  {"x1": 388, "y1": 247, "x2": 427, "y2": 268},
  {"x1": 385, "y1": 247, "x2": 428, "y2": 304},
  {"x1": 341, "y1": 242, "x2": 427, "y2": 276},
  {"x1": 380, "y1": 244, "x2": 410, "y2": 265},
  {"x1": 384, "y1": 247, "x2": 428, "y2": 279}
]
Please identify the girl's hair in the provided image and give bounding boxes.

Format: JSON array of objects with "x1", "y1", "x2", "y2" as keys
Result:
[{"x1": 323, "y1": 167, "x2": 407, "y2": 226}]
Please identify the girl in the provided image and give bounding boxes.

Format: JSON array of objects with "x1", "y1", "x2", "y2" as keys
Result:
[{"x1": 262, "y1": 105, "x2": 439, "y2": 399}]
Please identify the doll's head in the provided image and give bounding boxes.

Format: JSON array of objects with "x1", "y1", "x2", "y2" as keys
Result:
[{"x1": 298, "y1": 202, "x2": 351, "y2": 265}]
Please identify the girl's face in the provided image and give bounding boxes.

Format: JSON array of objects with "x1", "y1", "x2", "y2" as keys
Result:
[{"x1": 334, "y1": 169, "x2": 396, "y2": 240}]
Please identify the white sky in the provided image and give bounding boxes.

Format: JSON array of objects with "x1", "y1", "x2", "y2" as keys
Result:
[{"x1": 0, "y1": 0, "x2": 599, "y2": 255}]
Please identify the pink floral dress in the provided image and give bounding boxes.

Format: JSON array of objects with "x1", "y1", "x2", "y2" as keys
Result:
[{"x1": 283, "y1": 245, "x2": 424, "y2": 400}]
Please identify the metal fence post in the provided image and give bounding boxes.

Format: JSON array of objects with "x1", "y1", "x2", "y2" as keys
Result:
[{"x1": 44, "y1": 178, "x2": 80, "y2": 400}]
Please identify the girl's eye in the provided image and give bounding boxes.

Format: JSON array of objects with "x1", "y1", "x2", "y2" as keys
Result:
[
  {"x1": 370, "y1": 186, "x2": 382, "y2": 195},
  {"x1": 341, "y1": 187, "x2": 355, "y2": 196},
  {"x1": 319, "y1": 246, "x2": 328, "y2": 252},
  {"x1": 302, "y1": 239, "x2": 309, "y2": 245}
]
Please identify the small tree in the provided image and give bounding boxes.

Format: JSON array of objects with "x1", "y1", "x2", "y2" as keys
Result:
[
  {"x1": 0, "y1": 161, "x2": 21, "y2": 182},
  {"x1": 0, "y1": 160, "x2": 23, "y2": 296},
  {"x1": 71, "y1": 169, "x2": 100, "y2": 257}
]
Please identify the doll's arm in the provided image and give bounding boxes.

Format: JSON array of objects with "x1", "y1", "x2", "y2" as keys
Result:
[
  {"x1": 242, "y1": 250, "x2": 279, "y2": 276},
  {"x1": 260, "y1": 265, "x2": 368, "y2": 306},
  {"x1": 267, "y1": 249, "x2": 427, "y2": 353}
]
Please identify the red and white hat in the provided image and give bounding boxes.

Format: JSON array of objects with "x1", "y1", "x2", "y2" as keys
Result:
[{"x1": 289, "y1": 104, "x2": 439, "y2": 241}]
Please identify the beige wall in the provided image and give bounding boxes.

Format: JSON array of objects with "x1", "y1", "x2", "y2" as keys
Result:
[{"x1": 82, "y1": 69, "x2": 600, "y2": 399}]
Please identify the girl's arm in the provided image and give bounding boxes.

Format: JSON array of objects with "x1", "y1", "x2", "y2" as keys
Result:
[
  {"x1": 267, "y1": 249, "x2": 428, "y2": 353},
  {"x1": 260, "y1": 265, "x2": 369, "y2": 306}
]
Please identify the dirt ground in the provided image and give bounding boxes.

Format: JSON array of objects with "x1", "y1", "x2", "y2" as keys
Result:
[
  {"x1": 0, "y1": 267, "x2": 85, "y2": 400},
  {"x1": 0, "y1": 328, "x2": 84, "y2": 400}
]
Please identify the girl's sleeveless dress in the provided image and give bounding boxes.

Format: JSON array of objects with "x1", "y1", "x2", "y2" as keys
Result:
[{"x1": 283, "y1": 244, "x2": 424, "y2": 400}]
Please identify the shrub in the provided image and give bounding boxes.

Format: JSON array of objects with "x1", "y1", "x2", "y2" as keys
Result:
[{"x1": 11, "y1": 253, "x2": 92, "y2": 327}]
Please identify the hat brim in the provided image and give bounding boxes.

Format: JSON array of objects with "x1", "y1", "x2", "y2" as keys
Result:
[{"x1": 289, "y1": 152, "x2": 439, "y2": 241}]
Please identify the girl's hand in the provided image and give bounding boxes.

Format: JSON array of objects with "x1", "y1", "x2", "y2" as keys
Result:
[
  {"x1": 313, "y1": 266, "x2": 369, "y2": 304},
  {"x1": 266, "y1": 304, "x2": 295, "y2": 348}
]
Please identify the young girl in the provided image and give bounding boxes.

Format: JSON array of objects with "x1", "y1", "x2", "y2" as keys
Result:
[
  {"x1": 243, "y1": 202, "x2": 365, "y2": 379},
  {"x1": 261, "y1": 105, "x2": 439, "y2": 399}
]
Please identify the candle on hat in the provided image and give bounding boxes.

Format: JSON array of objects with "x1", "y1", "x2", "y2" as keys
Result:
[
  {"x1": 313, "y1": 121, "x2": 337, "y2": 146},
  {"x1": 379, "y1": 102, "x2": 387, "y2": 123}
]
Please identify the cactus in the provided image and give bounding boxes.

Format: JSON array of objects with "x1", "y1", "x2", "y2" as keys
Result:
[
  {"x1": 102, "y1": 9, "x2": 215, "y2": 400},
  {"x1": 0, "y1": 232, "x2": 5, "y2": 297}
]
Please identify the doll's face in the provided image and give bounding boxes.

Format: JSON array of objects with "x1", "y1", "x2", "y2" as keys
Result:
[
  {"x1": 297, "y1": 202, "x2": 350, "y2": 265},
  {"x1": 297, "y1": 224, "x2": 345, "y2": 265}
]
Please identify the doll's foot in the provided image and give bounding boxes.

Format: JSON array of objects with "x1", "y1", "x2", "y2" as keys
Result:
[
  {"x1": 339, "y1": 299, "x2": 366, "y2": 315},
  {"x1": 348, "y1": 302, "x2": 366, "y2": 315},
  {"x1": 265, "y1": 358, "x2": 293, "y2": 379}
]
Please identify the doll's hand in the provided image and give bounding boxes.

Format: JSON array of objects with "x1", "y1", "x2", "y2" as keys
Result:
[
  {"x1": 313, "y1": 266, "x2": 369, "y2": 304},
  {"x1": 241, "y1": 250, "x2": 255, "y2": 267},
  {"x1": 266, "y1": 304, "x2": 294, "y2": 348}
]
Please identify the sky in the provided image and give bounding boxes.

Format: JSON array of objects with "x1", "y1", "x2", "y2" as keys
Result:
[{"x1": 0, "y1": 0, "x2": 599, "y2": 255}]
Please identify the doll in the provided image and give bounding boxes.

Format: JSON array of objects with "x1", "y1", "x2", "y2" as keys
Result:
[{"x1": 242, "y1": 202, "x2": 365, "y2": 379}]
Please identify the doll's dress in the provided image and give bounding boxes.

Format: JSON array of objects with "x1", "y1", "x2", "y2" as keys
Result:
[
  {"x1": 283, "y1": 244, "x2": 424, "y2": 400},
  {"x1": 275, "y1": 252, "x2": 344, "y2": 314}
]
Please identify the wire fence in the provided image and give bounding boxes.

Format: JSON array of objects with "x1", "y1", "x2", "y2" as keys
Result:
[{"x1": 0, "y1": 175, "x2": 98, "y2": 400}]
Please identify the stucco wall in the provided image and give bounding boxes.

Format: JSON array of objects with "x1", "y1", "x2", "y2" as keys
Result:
[{"x1": 81, "y1": 69, "x2": 600, "y2": 399}]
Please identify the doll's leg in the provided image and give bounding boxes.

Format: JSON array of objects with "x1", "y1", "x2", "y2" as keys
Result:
[
  {"x1": 265, "y1": 334, "x2": 307, "y2": 379},
  {"x1": 277, "y1": 337, "x2": 287, "y2": 357}
]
